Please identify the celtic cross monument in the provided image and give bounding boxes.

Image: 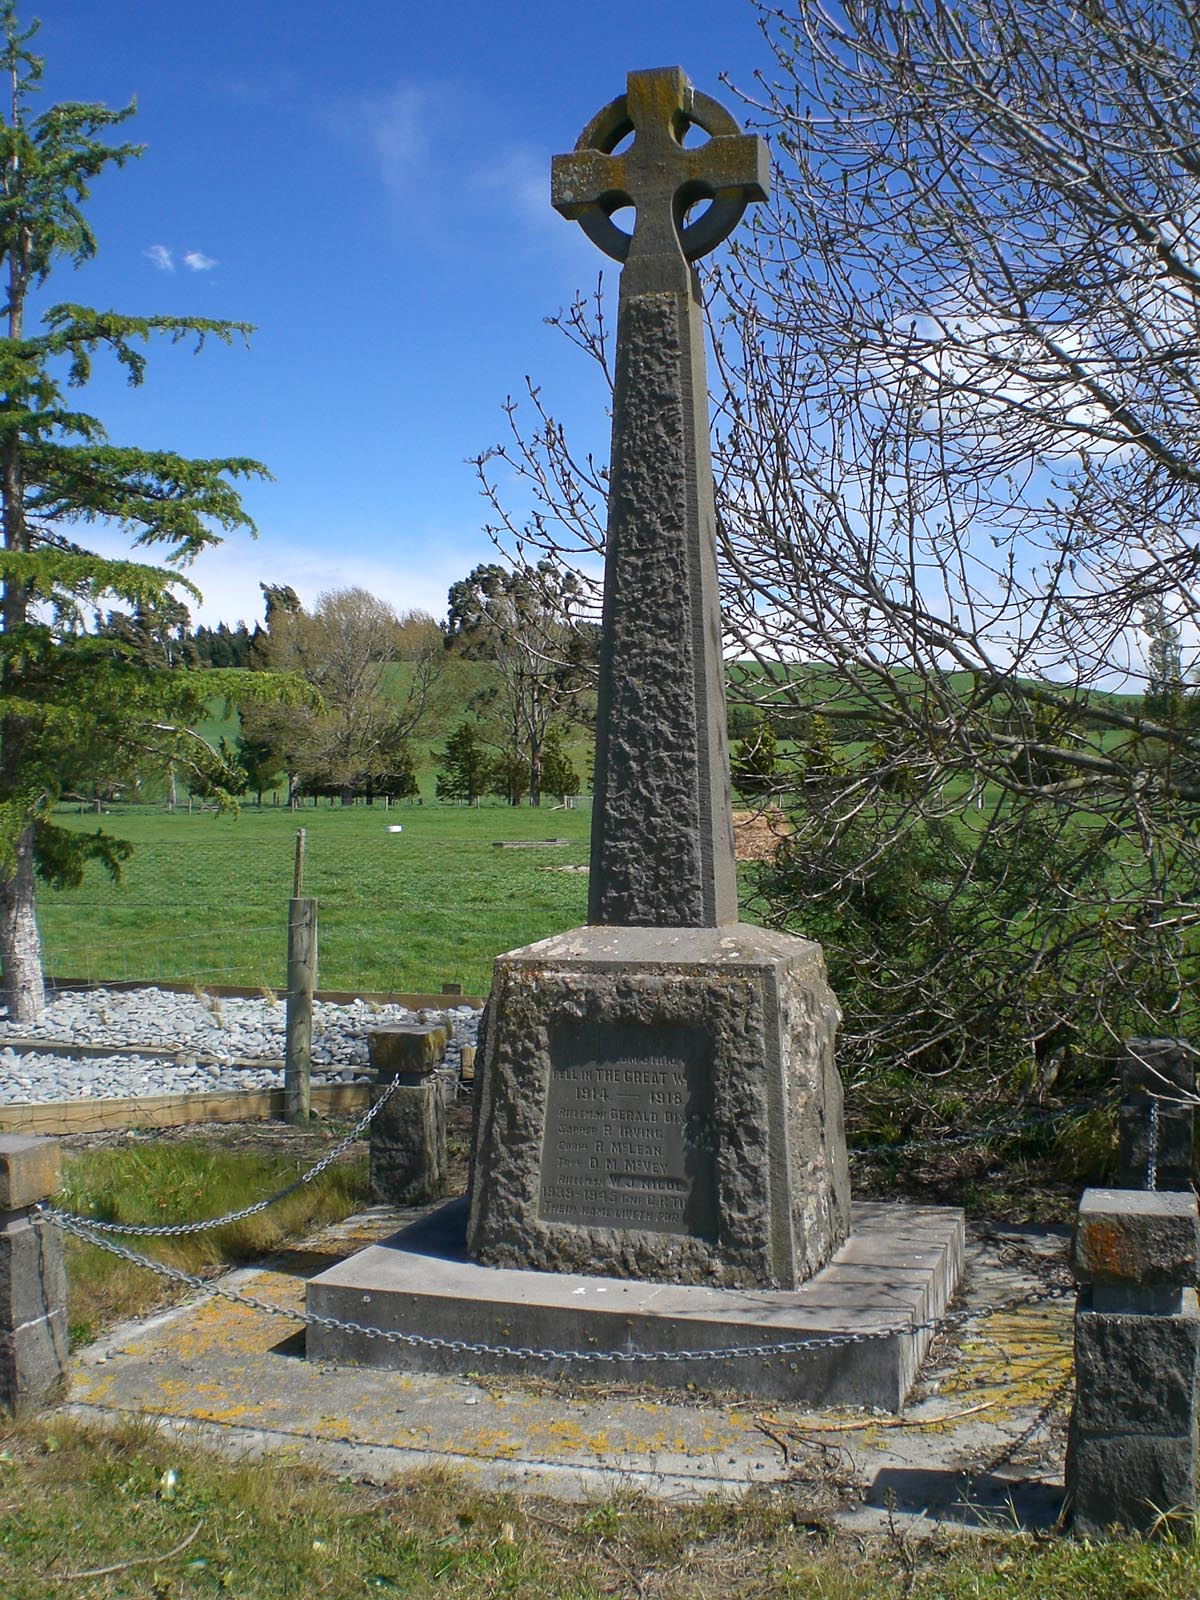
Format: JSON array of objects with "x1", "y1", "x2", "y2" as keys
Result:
[
  {"x1": 466, "y1": 69, "x2": 851, "y2": 1289},
  {"x1": 551, "y1": 66, "x2": 767, "y2": 929},
  {"x1": 307, "y1": 69, "x2": 963, "y2": 1407}
]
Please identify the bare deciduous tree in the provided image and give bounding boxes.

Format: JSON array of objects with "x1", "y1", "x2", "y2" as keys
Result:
[
  {"x1": 245, "y1": 588, "x2": 439, "y2": 803},
  {"x1": 445, "y1": 560, "x2": 594, "y2": 807},
  {"x1": 478, "y1": 0, "x2": 1200, "y2": 1127}
]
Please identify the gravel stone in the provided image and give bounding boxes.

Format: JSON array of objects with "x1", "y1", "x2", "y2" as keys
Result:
[{"x1": 0, "y1": 986, "x2": 481, "y2": 1105}]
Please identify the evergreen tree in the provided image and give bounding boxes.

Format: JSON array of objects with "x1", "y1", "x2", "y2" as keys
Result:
[
  {"x1": 234, "y1": 728, "x2": 285, "y2": 805},
  {"x1": 486, "y1": 748, "x2": 527, "y2": 806},
  {"x1": 379, "y1": 743, "x2": 419, "y2": 802},
  {"x1": 1143, "y1": 601, "x2": 1186, "y2": 724},
  {"x1": 435, "y1": 721, "x2": 489, "y2": 805},
  {"x1": 0, "y1": 8, "x2": 270, "y2": 1017},
  {"x1": 539, "y1": 725, "x2": 580, "y2": 799},
  {"x1": 97, "y1": 593, "x2": 197, "y2": 668}
]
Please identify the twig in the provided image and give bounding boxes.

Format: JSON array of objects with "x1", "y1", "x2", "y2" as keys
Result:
[
  {"x1": 761, "y1": 1397, "x2": 1004, "y2": 1434},
  {"x1": 63, "y1": 1518, "x2": 203, "y2": 1581},
  {"x1": 754, "y1": 1415, "x2": 796, "y2": 1466},
  {"x1": 598, "y1": 1536, "x2": 647, "y2": 1600}
]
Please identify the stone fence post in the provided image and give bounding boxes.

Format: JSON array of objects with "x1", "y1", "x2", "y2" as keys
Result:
[
  {"x1": 0, "y1": 1135, "x2": 68, "y2": 1415},
  {"x1": 367, "y1": 1025, "x2": 449, "y2": 1206},
  {"x1": 1117, "y1": 1038, "x2": 1197, "y2": 1191},
  {"x1": 1067, "y1": 1187, "x2": 1200, "y2": 1535}
]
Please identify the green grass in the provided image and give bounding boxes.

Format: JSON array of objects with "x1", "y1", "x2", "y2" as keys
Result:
[
  {"x1": 41, "y1": 800, "x2": 598, "y2": 995},
  {"x1": 1, "y1": 1422, "x2": 1198, "y2": 1598},
  {"x1": 60, "y1": 1134, "x2": 370, "y2": 1345}
]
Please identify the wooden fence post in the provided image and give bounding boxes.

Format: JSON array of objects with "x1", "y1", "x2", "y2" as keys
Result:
[{"x1": 285, "y1": 884, "x2": 317, "y2": 1127}]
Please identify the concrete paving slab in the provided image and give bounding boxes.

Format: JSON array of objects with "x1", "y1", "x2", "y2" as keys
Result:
[
  {"x1": 307, "y1": 1199, "x2": 965, "y2": 1410},
  {"x1": 55, "y1": 1206, "x2": 1073, "y2": 1534}
]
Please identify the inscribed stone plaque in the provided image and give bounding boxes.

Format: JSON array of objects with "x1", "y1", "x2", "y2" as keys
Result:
[{"x1": 538, "y1": 1022, "x2": 716, "y2": 1238}]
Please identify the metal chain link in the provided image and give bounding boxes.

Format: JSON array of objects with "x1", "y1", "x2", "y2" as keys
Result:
[
  {"x1": 45, "y1": 1076, "x2": 404, "y2": 1238},
  {"x1": 1147, "y1": 1097, "x2": 1161, "y2": 1191},
  {"x1": 43, "y1": 1084, "x2": 1114, "y2": 1240},
  {"x1": 43, "y1": 1206, "x2": 1074, "y2": 1365}
]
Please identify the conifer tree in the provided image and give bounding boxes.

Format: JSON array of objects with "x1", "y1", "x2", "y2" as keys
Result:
[
  {"x1": 435, "y1": 721, "x2": 489, "y2": 805},
  {"x1": 0, "y1": 6, "x2": 271, "y2": 1018},
  {"x1": 538, "y1": 726, "x2": 580, "y2": 800}
]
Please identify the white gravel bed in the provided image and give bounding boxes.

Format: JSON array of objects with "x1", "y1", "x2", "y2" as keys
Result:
[{"x1": 0, "y1": 986, "x2": 481, "y2": 1104}]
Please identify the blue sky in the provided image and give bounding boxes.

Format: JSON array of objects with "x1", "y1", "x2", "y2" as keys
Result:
[{"x1": 33, "y1": 0, "x2": 776, "y2": 629}]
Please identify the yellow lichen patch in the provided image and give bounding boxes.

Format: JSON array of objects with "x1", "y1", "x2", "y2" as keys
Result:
[
  {"x1": 941, "y1": 1303, "x2": 1072, "y2": 1421},
  {"x1": 513, "y1": 1415, "x2": 601, "y2": 1456},
  {"x1": 142, "y1": 1292, "x2": 301, "y2": 1361},
  {"x1": 68, "y1": 1366, "x2": 117, "y2": 1404},
  {"x1": 192, "y1": 1399, "x2": 283, "y2": 1425},
  {"x1": 445, "y1": 1426, "x2": 520, "y2": 1460}
]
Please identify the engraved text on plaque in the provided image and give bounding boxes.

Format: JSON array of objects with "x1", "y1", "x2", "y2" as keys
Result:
[{"x1": 538, "y1": 1022, "x2": 717, "y2": 1237}]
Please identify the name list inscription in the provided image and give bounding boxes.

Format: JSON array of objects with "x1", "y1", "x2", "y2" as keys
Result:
[{"x1": 539, "y1": 1022, "x2": 716, "y2": 1238}]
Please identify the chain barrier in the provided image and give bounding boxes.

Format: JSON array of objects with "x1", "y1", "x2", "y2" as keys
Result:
[
  {"x1": 41, "y1": 1085, "x2": 1119, "y2": 1241},
  {"x1": 1147, "y1": 1096, "x2": 1160, "y2": 1191},
  {"x1": 42, "y1": 1206, "x2": 1074, "y2": 1366},
  {"x1": 45, "y1": 1076, "x2": 402, "y2": 1238}
]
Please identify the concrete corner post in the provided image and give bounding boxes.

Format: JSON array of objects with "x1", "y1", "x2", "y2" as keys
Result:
[
  {"x1": 367, "y1": 1025, "x2": 449, "y2": 1206},
  {"x1": 1067, "y1": 1187, "x2": 1200, "y2": 1535},
  {"x1": 0, "y1": 1135, "x2": 68, "y2": 1415}
]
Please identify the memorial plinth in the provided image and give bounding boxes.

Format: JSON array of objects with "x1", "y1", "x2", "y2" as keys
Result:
[
  {"x1": 468, "y1": 925, "x2": 849, "y2": 1288},
  {"x1": 307, "y1": 1195, "x2": 964, "y2": 1411}
]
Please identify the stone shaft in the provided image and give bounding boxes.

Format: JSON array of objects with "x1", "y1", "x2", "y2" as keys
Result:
[
  {"x1": 589, "y1": 276, "x2": 736, "y2": 925},
  {"x1": 553, "y1": 68, "x2": 767, "y2": 928}
]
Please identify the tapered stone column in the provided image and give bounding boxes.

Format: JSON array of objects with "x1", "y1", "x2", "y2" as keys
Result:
[
  {"x1": 552, "y1": 67, "x2": 767, "y2": 928},
  {"x1": 467, "y1": 71, "x2": 850, "y2": 1289}
]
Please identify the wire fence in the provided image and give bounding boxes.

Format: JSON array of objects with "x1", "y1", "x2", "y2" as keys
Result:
[{"x1": 38, "y1": 804, "x2": 592, "y2": 996}]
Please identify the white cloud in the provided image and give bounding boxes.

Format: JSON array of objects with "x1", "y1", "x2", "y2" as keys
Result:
[
  {"x1": 73, "y1": 524, "x2": 476, "y2": 631},
  {"x1": 468, "y1": 142, "x2": 555, "y2": 236},
  {"x1": 331, "y1": 82, "x2": 439, "y2": 198},
  {"x1": 145, "y1": 244, "x2": 174, "y2": 272},
  {"x1": 183, "y1": 250, "x2": 218, "y2": 272}
]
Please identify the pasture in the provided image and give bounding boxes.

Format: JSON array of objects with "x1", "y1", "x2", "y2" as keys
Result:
[{"x1": 41, "y1": 801, "x2": 598, "y2": 997}]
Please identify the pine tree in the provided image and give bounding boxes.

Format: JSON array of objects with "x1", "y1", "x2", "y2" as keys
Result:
[
  {"x1": 0, "y1": 7, "x2": 270, "y2": 1017},
  {"x1": 379, "y1": 744, "x2": 419, "y2": 802},
  {"x1": 1143, "y1": 601, "x2": 1186, "y2": 724},
  {"x1": 539, "y1": 726, "x2": 580, "y2": 800},
  {"x1": 436, "y1": 721, "x2": 489, "y2": 805}
]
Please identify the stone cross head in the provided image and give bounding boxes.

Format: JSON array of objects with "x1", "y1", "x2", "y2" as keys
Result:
[{"x1": 551, "y1": 66, "x2": 769, "y2": 270}]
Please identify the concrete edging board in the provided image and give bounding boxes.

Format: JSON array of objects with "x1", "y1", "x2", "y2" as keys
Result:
[{"x1": 0, "y1": 1083, "x2": 371, "y2": 1136}]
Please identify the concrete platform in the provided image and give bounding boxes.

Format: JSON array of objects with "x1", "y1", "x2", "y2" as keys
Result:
[
  {"x1": 306, "y1": 1198, "x2": 965, "y2": 1410},
  {"x1": 61, "y1": 1206, "x2": 1072, "y2": 1529}
]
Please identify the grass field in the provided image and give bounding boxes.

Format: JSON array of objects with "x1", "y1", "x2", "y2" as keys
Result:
[
  {"x1": 41, "y1": 800, "x2": 599, "y2": 996},
  {"x1": 2, "y1": 1419, "x2": 1198, "y2": 1599}
]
